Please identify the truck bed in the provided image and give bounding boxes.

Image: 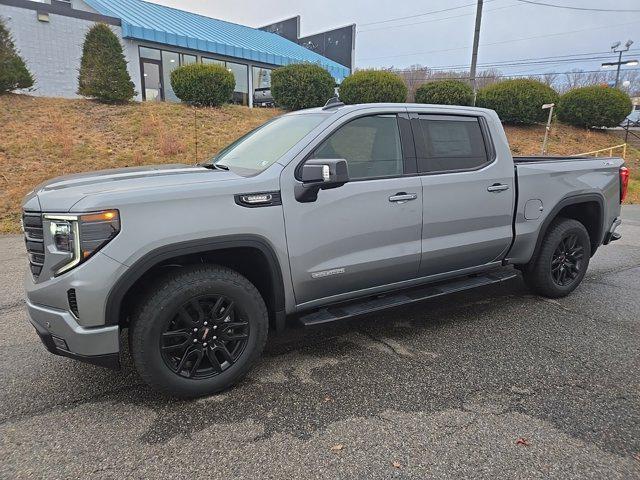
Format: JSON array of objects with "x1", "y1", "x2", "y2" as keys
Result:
[{"x1": 507, "y1": 155, "x2": 624, "y2": 266}]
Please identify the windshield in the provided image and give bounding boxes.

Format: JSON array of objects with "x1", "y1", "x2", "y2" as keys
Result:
[{"x1": 212, "y1": 114, "x2": 327, "y2": 175}]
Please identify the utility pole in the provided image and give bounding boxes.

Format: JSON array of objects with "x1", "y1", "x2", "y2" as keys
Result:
[
  {"x1": 601, "y1": 40, "x2": 637, "y2": 88},
  {"x1": 470, "y1": 0, "x2": 484, "y2": 105}
]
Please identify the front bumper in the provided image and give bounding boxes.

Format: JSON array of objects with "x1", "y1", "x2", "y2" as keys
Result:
[
  {"x1": 27, "y1": 299, "x2": 120, "y2": 369},
  {"x1": 603, "y1": 217, "x2": 622, "y2": 245}
]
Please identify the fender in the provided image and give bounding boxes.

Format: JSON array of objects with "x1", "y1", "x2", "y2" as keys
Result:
[
  {"x1": 104, "y1": 235, "x2": 286, "y2": 329},
  {"x1": 529, "y1": 192, "x2": 605, "y2": 261}
]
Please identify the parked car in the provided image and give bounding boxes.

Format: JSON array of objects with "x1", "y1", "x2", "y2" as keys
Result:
[
  {"x1": 22, "y1": 102, "x2": 628, "y2": 397},
  {"x1": 621, "y1": 109, "x2": 640, "y2": 127},
  {"x1": 253, "y1": 87, "x2": 274, "y2": 107}
]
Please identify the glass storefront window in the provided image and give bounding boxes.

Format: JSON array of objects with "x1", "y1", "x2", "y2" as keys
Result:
[
  {"x1": 181, "y1": 54, "x2": 197, "y2": 65},
  {"x1": 252, "y1": 66, "x2": 273, "y2": 107},
  {"x1": 252, "y1": 67, "x2": 272, "y2": 89},
  {"x1": 161, "y1": 50, "x2": 180, "y2": 102},
  {"x1": 202, "y1": 57, "x2": 225, "y2": 66},
  {"x1": 138, "y1": 46, "x2": 256, "y2": 106},
  {"x1": 227, "y1": 62, "x2": 248, "y2": 106},
  {"x1": 139, "y1": 46, "x2": 161, "y2": 60}
]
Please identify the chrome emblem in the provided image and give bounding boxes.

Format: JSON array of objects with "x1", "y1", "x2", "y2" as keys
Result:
[{"x1": 311, "y1": 268, "x2": 345, "y2": 279}]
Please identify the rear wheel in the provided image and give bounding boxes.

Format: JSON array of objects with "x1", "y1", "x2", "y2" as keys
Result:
[
  {"x1": 522, "y1": 218, "x2": 591, "y2": 298},
  {"x1": 130, "y1": 265, "x2": 268, "y2": 398}
]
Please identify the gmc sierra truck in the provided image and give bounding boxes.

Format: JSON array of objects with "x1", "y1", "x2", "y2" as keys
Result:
[{"x1": 22, "y1": 102, "x2": 629, "y2": 397}]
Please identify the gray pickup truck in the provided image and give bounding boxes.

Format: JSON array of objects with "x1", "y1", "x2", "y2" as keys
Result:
[{"x1": 22, "y1": 102, "x2": 629, "y2": 397}]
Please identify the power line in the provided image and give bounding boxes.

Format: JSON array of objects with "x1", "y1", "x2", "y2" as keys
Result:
[
  {"x1": 514, "y1": 0, "x2": 640, "y2": 13},
  {"x1": 358, "y1": 19, "x2": 640, "y2": 62},
  {"x1": 427, "y1": 50, "x2": 640, "y2": 70},
  {"x1": 358, "y1": 3, "x2": 518, "y2": 33},
  {"x1": 391, "y1": 67, "x2": 640, "y2": 79},
  {"x1": 359, "y1": 0, "x2": 497, "y2": 27}
]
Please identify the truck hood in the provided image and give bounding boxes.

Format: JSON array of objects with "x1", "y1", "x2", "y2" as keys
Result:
[{"x1": 24, "y1": 164, "x2": 241, "y2": 212}]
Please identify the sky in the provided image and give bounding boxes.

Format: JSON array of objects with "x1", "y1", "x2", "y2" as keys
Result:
[{"x1": 154, "y1": 0, "x2": 640, "y2": 78}]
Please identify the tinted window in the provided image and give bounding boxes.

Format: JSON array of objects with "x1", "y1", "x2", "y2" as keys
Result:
[
  {"x1": 311, "y1": 115, "x2": 403, "y2": 180},
  {"x1": 417, "y1": 116, "x2": 488, "y2": 173}
]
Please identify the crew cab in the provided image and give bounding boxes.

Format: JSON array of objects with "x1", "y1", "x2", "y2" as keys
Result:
[{"x1": 22, "y1": 102, "x2": 628, "y2": 397}]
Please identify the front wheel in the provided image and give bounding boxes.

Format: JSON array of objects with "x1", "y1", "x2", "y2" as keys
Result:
[
  {"x1": 130, "y1": 265, "x2": 268, "y2": 398},
  {"x1": 522, "y1": 218, "x2": 591, "y2": 298}
]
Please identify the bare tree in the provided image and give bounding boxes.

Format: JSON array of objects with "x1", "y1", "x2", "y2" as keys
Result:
[
  {"x1": 394, "y1": 64, "x2": 429, "y2": 101},
  {"x1": 540, "y1": 72, "x2": 558, "y2": 89}
]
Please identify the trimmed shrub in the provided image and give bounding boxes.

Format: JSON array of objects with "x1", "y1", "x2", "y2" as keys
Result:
[
  {"x1": 476, "y1": 79, "x2": 559, "y2": 124},
  {"x1": 415, "y1": 79, "x2": 473, "y2": 106},
  {"x1": 0, "y1": 18, "x2": 34, "y2": 93},
  {"x1": 557, "y1": 86, "x2": 632, "y2": 128},
  {"x1": 78, "y1": 23, "x2": 135, "y2": 102},
  {"x1": 271, "y1": 63, "x2": 335, "y2": 110},
  {"x1": 339, "y1": 69, "x2": 407, "y2": 104},
  {"x1": 170, "y1": 63, "x2": 235, "y2": 106}
]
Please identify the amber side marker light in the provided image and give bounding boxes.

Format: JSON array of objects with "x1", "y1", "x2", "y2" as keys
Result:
[{"x1": 79, "y1": 210, "x2": 121, "y2": 262}]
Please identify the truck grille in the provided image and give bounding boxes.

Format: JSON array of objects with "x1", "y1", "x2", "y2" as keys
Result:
[{"x1": 23, "y1": 211, "x2": 45, "y2": 277}]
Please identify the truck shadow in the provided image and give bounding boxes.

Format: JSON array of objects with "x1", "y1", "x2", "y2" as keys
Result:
[{"x1": 25, "y1": 275, "x2": 635, "y2": 457}]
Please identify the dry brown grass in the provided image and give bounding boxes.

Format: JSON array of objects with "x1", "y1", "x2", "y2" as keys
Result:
[
  {"x1": 0, "y1": 94, "x2": 279, "y2": 232},
  {"x1": 1, "y1": 95, "x2": 637, "y2": 233}
]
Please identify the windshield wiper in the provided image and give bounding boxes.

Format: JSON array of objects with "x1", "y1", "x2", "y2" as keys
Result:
[{"x1": 198, "y1": 163, "x2": 229, "y2": 171}]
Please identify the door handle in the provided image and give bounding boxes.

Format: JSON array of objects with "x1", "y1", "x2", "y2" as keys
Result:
[
  {"x1": 389, "y1": 192, "x2": 418, "y2": 203},
  {"x1": 487, "y1": 184, "x2": 510, "y2": 192}
]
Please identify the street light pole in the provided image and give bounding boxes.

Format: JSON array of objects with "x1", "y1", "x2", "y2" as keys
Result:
[
  {"x1": 615, "y1": 50, "x2": 623, "y2": 88},
  {"x1": 470, "y1": 0, "x2": 484, "y2": 105},
  {"x1": 602, "y1": 40, "x2": 636, "y2": 88}
]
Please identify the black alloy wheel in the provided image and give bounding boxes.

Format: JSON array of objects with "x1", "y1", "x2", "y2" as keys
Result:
[
  {"x1": 160, "y1": 295, "x2": 250, "y2": 379},
  {"x1": 521, "y1": 217, "x2": 591, "y2": 298},
  {"x1": 550, "y1": 233, "x2": 584, "y2": 287}
]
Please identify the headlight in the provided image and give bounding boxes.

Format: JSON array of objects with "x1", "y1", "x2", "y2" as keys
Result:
[{"x1": 45, "y1": 210, "x2": 120, "y2": 275}]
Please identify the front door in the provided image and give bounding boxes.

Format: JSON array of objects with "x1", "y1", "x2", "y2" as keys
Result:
[
  {"x1": 282, "y1": 113, "x2": 423, "y2": 307},
  {"x1": 411, "y1": 113, "x2": 515, "y2": 276},
  {"x1": 141, "y1": 60, "x2": 163, "y2": 101}
]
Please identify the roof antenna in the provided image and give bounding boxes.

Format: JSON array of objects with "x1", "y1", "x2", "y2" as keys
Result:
[{"x1": 322, "y1": 96, "x2": 345, "y2": 110}]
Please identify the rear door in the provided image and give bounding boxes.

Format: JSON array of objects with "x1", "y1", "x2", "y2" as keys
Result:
[
  {"x1": 281, "y1": 110, "x2": 423, "y2": 307},
  {"x1": 412, "y1": 113, "x2": 515, "y2": 276}
]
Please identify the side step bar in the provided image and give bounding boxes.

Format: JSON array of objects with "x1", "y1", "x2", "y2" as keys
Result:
[{"x1": 298, "y1": 268, "x2": 518, "y2": 326}]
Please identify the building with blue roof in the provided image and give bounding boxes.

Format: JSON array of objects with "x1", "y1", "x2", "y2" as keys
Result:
[{"x1": 0, "y1": 0, "x2": 353, "y2": 106}]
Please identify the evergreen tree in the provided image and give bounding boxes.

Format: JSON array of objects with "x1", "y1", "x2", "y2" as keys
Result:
[
  {"x1": 0, "y1": 18, "x2": 34, "y2": 93},
  {"x1": 78, "y1": 23, "x2": 135, "y2": 102}
]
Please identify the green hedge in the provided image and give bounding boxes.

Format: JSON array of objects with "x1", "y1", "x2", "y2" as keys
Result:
[
  {"x1": 339, "y1": 70, "x2": 407, "y2": 104},
  {"x1": 170, "y1": 63, "x2": 235, "y2": 106},
  {"x1": 0, "y1": 18, "x2": 34, "y2": 93},
  {"x1": 557, "y1": 86, "x2": 632, "y2": 128},
  {"x1": 271, "y1": 63, "x2": 335, "y2": 110},
  {"x1": 415, "y1": 79, "x2": 473, "y2": 106},
  {"x1": 77, "y1": 23, "x2": 135, "y2": 102},
  {"x1": 476, "y1": 79, "x2": 559, "y2": 124}
]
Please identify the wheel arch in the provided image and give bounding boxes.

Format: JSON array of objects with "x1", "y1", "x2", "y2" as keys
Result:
[
  {"x1": 105, "y1": 235, "x2": 286, "y2": 331},
  {"x1": 531, "y1": 193, "x2": 605, "y2": 262}
]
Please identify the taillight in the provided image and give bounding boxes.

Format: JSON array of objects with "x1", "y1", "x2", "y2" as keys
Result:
[{"x1": 620, "y1": 166, "x2": 629, "y2": 203}]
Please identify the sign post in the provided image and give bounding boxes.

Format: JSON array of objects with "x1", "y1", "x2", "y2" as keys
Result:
[{"x1": 541, "y1": 103, "x2": 555, "y2": 156}]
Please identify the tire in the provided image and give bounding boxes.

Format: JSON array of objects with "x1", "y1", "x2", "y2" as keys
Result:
[
  {"x1": 522, "y1": 217, "x2": 591, "y2": 298},
  {"x1": 129, "y1": 265, "x2": 268, "y2": 398}
]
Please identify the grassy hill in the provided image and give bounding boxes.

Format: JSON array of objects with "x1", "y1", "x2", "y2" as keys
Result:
[{"x1": 1, "y1": 94, "x2": 638, "y2": 233}]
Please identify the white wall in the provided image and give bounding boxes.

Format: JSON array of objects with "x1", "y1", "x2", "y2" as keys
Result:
[{"x1": 0, "y1": 3, "x2": 141, "y2": 100}]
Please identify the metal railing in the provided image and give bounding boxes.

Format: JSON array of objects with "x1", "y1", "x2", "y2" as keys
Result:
[
  {"x1": 575, "y1": 143, "x2": 627, "y2": 159},
  {"x1": 622, "y1": 118, "x2": 640, "y2": 144}
]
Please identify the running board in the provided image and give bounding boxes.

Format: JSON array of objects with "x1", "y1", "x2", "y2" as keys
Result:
[{"x1": 298, "y1": 268, "x2": 518, "y2": 326}]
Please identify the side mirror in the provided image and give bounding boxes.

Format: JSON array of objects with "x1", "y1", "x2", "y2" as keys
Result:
[{"x1": 295, "y1": 159, "x2": 349, "y2": 202}]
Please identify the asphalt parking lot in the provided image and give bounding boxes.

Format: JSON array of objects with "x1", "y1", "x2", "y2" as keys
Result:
[{"x1": 1, "y1": 207, "x2": 639, "y2": 479}]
